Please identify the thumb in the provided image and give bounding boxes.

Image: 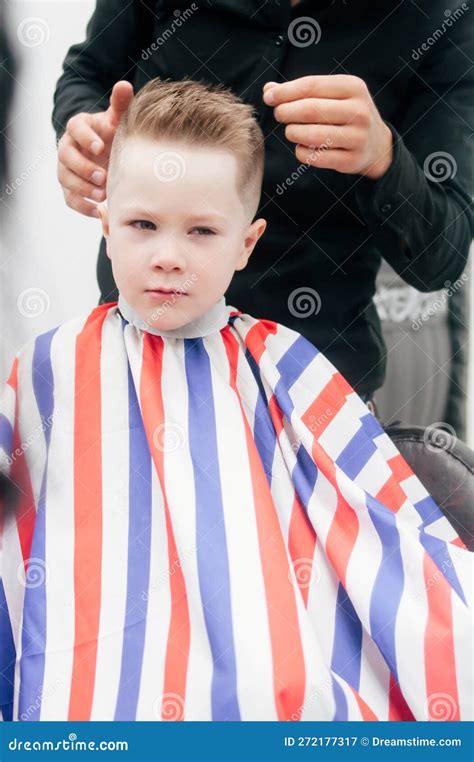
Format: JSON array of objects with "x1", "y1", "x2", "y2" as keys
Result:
[{"x1": 107, "y1": 80, "x2": 134, "y2": 127}]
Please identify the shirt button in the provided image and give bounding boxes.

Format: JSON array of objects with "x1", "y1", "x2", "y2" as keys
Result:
[
  {"x1": 380, "y1": 203, "x2": 392, "y2": 214},
  {"x1": 274, "y1": 34, "x2": 284, "y2": 45}
]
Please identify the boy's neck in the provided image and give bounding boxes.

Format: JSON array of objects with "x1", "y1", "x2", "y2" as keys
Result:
[{"x1": 117, "y1": 293, "x2": 229, "y2": 338}]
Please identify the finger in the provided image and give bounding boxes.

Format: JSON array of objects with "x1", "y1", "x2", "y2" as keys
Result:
[
  {"x1": 63, "y1": 188, "x2": 101, "y2": 217},
  {"x1": 285, "y1": 123, "x2": 364, "y2": 151},
  {"x1": 66, "y1": 113, "x2": 105, "y2": 156},
  {"x1": 263, "y1": 74, "x2": 361, "y2": 106},
  {"x1": 58, "y1": 136, "x2": 107, "y2": 185},
  {"x1": 295, "y1": 143, "x2": 360, "y2": 174},
  {"x1": 274, "y1": 97, "x2": 353, "y2": 125},
  {"x1": 107, "y1": 80, "x2": 134, "y2": 127},
  {"x1": 58, "y1": 163, "x2": 107, "y2": 201}
]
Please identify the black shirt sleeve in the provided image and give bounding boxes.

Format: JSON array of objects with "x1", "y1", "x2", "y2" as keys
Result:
[
  {"x1": 354, "y1": 15, "x2": 473, "y2": 293},
  {"x1": 52, "y1": 0, "x2": 144, "y2": 140}
]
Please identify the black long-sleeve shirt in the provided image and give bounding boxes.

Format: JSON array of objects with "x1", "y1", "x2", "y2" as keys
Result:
[{"x1": 52, "y1": 0, "x2": 473, "y2": 395}]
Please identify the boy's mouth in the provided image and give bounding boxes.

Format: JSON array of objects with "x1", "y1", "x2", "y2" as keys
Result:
[{"x1": 146, "y1": 288, "x2": 187, "y2": 295}]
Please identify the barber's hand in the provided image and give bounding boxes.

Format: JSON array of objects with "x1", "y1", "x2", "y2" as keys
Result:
[
  {"x1": 263, "y1": 75, "x2": 393, "y2": 180},
  {"x1": 57, "y1": 80, "x2": 134, "y2": 217}
]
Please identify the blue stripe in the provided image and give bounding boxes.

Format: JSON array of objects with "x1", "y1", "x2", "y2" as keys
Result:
[
  {"x1": 419, "y1": 530, "x2": 466, "y2": 605},
  {"x1": 276, "y1": 335, "x2": 319, "y2": 389},
  {"x1": 413, "y1": 495, "x2": 444, "y2": 525},
  {"x1": 366, "y1": 493, "x2": 404, "y2": 681},
  {"x1": 331, "y1": 675, "x2": 348, "y2": 720},
  {"x1": 335, "y1": 413, "x2": 383, "y2": 479},
  {"x1": 0, "y1": 414, "x2": 13, "y2": 456},
  {"x1": 114, "y1": 364, "x2": 152, "y2": 720},
  {"x1": 331, "y1": 583, "x2": 362, "y2": 692},
  {"x1": 185, "y1": 339, "x2": 240, "y2": 721},
  {"x1": 244, "y1": 348, "x2": 277, "y2": 487},
  {"x1": 0, "y1": 579, "x2": 15, "y2": 720},
  {"x1": 19, "y1": 328, "x2": 58, "y2": 720}
]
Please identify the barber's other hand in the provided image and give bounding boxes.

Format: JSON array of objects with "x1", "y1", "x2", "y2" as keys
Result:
[
  {"x1": 263, "y1": 75, "x2": 393, "y2": 180},
  {"x1": 57, "y1": 80, "x2": 134, "y2": 217}
]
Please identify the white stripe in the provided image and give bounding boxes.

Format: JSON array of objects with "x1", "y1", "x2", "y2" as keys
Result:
[
  {"x1": 206, "y1": 334, "x2": 277, "y2": 720},
  {"x1": 158, "y1": 338, "x2": 213, "y2": 721},
  {"x1": 40, "y1": 316, "x2": 89, "y2": 720},
  {"x1": 91, "y1": 312, "x2": 131, "y2": 720}
]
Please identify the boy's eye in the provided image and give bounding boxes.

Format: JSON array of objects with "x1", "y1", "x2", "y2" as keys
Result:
[
  {"x1": 131, "y1": 220, "x2": 156, "y2": 230},
  {"x1": 191, "y1": 227, "x2": 215, "y2": 236}
]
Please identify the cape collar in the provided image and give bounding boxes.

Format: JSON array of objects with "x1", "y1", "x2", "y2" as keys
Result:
[{"x1": 117, "y1": 293, "x2": 230, "y2": 338}]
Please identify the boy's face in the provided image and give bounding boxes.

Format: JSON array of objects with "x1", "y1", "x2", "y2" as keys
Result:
[{"x1": 97, "y1": 137, "x2": 266, "y2": 330}]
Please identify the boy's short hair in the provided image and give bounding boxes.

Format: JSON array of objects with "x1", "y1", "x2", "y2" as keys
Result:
[{"x1": 108, "y1": 77, "x2": 265, "y2": 222}]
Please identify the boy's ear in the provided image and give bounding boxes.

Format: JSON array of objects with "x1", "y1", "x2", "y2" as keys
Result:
[
  {"x1": 96, "y1": 201, "x2": 110, "y2": 238},
  {"x1": 236, "y1": 217, "x2": 267, "y2": 271}
]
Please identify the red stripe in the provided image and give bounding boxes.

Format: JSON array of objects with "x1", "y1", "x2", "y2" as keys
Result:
[
  {"x1": 140, "y1": 334, "x2": 190, "y2": 719},
  {"x1": 349, "y1": 685, "x2": 379, "y2": 720},
  {"x1": 423, "y1": 552, "x2": 460, "y2": 720},
  {"x1": 222, "y1": 326, "x2": 306, "y2": 720},
  {"x1": 8, "y1": 358, "x2": 35, "y2": 570},
  {"x1": 68, "y1": 307, "x2": 107, "y2": 720},
  {"x1": 266, "y1": 395, "x2": 317, "y2": 609},
  {"x1": 301, "y1": 373, "x2": 346, "y2": 440},
  {"x1": 388, "y1": 673, "x2": 416, "y2": 720}
]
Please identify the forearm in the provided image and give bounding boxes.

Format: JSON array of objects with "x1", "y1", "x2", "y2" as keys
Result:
[{"x1": 355, "y1": 121, "x2": 473, "y2": 292}]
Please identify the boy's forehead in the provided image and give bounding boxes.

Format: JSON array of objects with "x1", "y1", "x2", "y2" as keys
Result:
[
  {"x1": 118, "y1": 137, "x2": 239, "y2": 190},
  {"x1": 111, "y1": 137, "x2": 242, "y2": 218}
]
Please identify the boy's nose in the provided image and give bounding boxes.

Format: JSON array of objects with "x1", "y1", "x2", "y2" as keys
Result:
[{"x1": 149, "y1": 243, "x2": 186, "y2": 272}]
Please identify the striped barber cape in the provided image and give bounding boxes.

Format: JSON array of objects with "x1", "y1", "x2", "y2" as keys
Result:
[{"x1": 0, "y1": 298, "x2": 472, "y2": 722}]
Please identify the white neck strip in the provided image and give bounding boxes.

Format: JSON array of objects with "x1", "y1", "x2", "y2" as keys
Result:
[{"x1": 117, "y1": 293, "x2": 230, "y2": 338}]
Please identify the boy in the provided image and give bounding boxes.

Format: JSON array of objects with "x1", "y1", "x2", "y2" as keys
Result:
[{"x1": 0, "y1": 79, "x2": 471, "y2": 722}]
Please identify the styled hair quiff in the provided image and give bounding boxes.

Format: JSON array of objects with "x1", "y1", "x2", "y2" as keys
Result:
[{"x1": 108, "y1": 77, "x2": 265, "y2": 222}]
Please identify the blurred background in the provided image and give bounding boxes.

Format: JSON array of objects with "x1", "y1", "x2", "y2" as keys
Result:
[{"x1": 1, "y1": 0, "x2": 473, "y2": 446}]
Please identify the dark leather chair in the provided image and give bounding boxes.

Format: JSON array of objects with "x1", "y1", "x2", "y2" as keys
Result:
[{"x1": 384, "y1": 424, "x2": 474, "y2": 551}]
